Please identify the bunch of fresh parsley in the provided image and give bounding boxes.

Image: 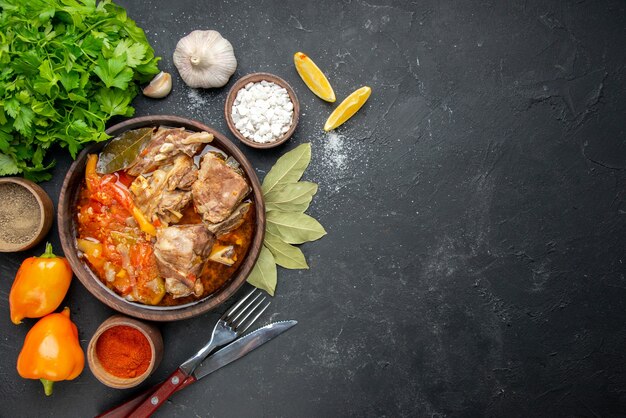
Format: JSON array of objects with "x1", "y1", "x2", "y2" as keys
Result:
[{"x1": 0, "y1": 0, "x2": 160, "y2": 181}]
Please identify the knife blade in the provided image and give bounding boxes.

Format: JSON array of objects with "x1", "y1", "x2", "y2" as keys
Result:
[
  {"x1": 96, "y1": 320, "x2": 297, "y2": 418},
  {"x1": 193, "y1": 319, "x2": 296, "y2": 379}
]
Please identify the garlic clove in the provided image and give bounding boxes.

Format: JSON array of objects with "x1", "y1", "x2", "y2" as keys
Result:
[
  {"x1": 143, "y1": 71, "x2": 172, "y2": 98},
  {"x1": 173, "y1": 30, "x2": 237, "y2": 89}
]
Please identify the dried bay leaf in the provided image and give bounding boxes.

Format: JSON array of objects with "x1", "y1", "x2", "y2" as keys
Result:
[
  {"x1": 248, "y1": 142, "x2": 326, "y2": 295},
  {"x1": 246, "y1": 245, "x2": 277, "y2": 296},
  {"x1": 261, "y1": 143, "x2": 311, "y2": 194},
  {"x1": 264, "y1": 231, "x2": 309, "y2": 269},
  {"x1": 96, "y1": 127, "x2": 153, "y2": 174},
  {"x1": 265, "y1": 181, "x2": 318, "y2": 212},
  {"x1": 266, "y1": 211, "x2": 327, "y2": 244}
]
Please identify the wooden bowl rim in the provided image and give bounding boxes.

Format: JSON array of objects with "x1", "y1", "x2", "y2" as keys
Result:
[
  {"x1": 58, "y1": 115, "x2": 265, "y2": 321},
  {"x1": 0, "y1": 177, "x2": 54, "y2": 252},
  {"x1": 87, "y1": 315, "x2": 163, "y2": 388},
  {"x1": 224, "y1": 72, "x2": 300, "y2": 149}
]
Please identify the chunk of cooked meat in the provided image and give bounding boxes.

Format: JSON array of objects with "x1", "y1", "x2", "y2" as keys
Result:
[
  {"x1": 165, "y1": 277, "x2": 204, "y2": 299},
  {"x1": 126, "y1": 127, "x2": 213, "y2": 176},
  {"x1": 165, "y1": 155, "x2": 198, "y2": 191},
  {"x1": 130, "y1": 155, "x2": 198, "y2": 225},
  {"x1": 156, "y1": 190, "x2": 193, "y2": 224},
  {"x1": 206, "y1": 202, "x2": 251, "y2": 236},
  {"x1": 192, "y1": 153, "x2": 250, "y2": 224},
  {"x1": 154, "y1": 224, "x2": 214, "y2": 298}
]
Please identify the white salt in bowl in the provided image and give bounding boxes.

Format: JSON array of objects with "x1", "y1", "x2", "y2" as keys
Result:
[{"x1": 225, "y1": 72, "x2": 300, "y2": 149}]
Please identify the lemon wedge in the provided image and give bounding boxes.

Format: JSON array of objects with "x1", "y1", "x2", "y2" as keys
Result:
[
  {"x1": 324, "y1": 86, "x2": 371, "y2": 131},
  {"x1": 294, "y1": 52, "x2": 336, "y2": 102}
]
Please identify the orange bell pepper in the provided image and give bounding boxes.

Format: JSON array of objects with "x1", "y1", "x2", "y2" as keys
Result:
[
  {"x1": 132, "y1": 206, "x2": 157, "y2": 236},
  {"x1": 9, "y1": 243, "x2": 73, "y2": 325},
  {"x1": 85, "y1": 153, "x2": 98, "y2": 191},
  {"x1": 17, "y1": 308, "x2": 85, "y2": 396}
]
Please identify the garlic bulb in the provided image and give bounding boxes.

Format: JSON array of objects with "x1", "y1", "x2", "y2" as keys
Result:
[
  {"x1": 173, "y1": 30, "x2": 237, "y2": 89},
  {"x1": 143, "y1": 71, "x2": 172, "y2": 98}
]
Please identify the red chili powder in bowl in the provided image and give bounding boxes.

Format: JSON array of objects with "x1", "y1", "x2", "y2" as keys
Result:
[{"x1": 95, "y1": 325, "x2": 152, "y2": 379}]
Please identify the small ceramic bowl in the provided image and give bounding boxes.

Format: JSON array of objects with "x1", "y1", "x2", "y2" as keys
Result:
[
  {"x1": 88, "y1": 315, "x2": 163, "y2": 389},
  {"x1": 0, "y1": 177, "x2": 53, "y2": 252},
  {"x1": 225, "y1": 72, "x2": 300, "y2": 149}
]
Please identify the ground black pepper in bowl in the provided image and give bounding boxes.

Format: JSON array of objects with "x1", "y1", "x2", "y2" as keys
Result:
[
  {"x1": 0, "y1": 178, "x2": 53, "y2": 252},
  {"x1": 0, "y1": 183, "x2": 41, "y2": 246}
]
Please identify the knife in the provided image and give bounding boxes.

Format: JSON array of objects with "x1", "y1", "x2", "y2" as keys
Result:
[{"x1": 96, "y1": 320, "x2": 297, "y2": 418}]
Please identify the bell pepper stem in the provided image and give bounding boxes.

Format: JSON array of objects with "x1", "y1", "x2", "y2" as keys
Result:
[
  {"x1": 39, "y1": 242, "x2": 56, "y2": 259},
  {"x1": 40, "y1": 379, "x2": 54, "y2": 396}
]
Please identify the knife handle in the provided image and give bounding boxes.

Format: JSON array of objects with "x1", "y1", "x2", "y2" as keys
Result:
[
  {"x1": 95, "y1": 373, "x2": 196, "y2": 418},
  {"x1": 127, "y1": 368, "x2": 192, "y2": 418}
]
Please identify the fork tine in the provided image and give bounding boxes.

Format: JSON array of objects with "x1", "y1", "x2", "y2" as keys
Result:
[
  {"x1": 237, "y1": 301, "x2": 271, "y2": 335},
  {"x1": 232, "y1": 297, "x2": 267, "y2": 330},
  {"x1": 223, "y1": 288, "x2": 257, "y2": 319},
  {"x1": 229, "y1": 292, "x2": 263, "y2": 324}
]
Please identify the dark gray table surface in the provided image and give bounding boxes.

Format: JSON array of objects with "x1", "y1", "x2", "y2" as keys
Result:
[{"x1": 1, "y1": 0, "x2": 625, "y2": 417}]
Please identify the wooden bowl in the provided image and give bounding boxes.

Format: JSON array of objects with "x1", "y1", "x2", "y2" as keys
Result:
[
  {"x1": 224, "y1": 72, "x2": 299, "y2": 149},
  {"x1": 0, "y1": 177, "x2": 54, "y2": 252},
  {"x1": 58, "y1": 115, "x2": 265, "y2": 321},
  {"x1": 88, "y1": 315, "x2": 163, "y2": 389}
]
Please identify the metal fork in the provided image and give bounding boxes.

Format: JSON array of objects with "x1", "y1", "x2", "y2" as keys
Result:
[
  {"x1": 180, "y1": 288, "x2": 271, "y2": 375},
  {"x1": 130, "y1": 288, "x2": 270, "y2": 417}
]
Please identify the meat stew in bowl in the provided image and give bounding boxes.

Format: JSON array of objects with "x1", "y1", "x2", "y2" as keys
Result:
[{"x1": 75, "y1": 126, "x2": 255, "y2": 307}]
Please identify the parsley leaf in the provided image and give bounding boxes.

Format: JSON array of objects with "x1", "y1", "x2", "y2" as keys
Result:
[
  {"x1": 114, "y1": 39, "x2": 147, "y2": 68},
  {"x1": 0, "y1": 153, "x2": 19, "y2": 176},
  {"x1": 96, "y1": 88, "x2": 134, "y2": 117},
  {"x1": 94, "y1": 54, "x2": 134, "y2": 90},
  {"x1": 13, "y1": 107, "x2": 35, "y2": 136},
  {"x1": 58, "y1": 70, "x2": 80, "y2": 92},
  {"x1": 0, "y1": 0, "x2": 161, "y2": 181}
]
